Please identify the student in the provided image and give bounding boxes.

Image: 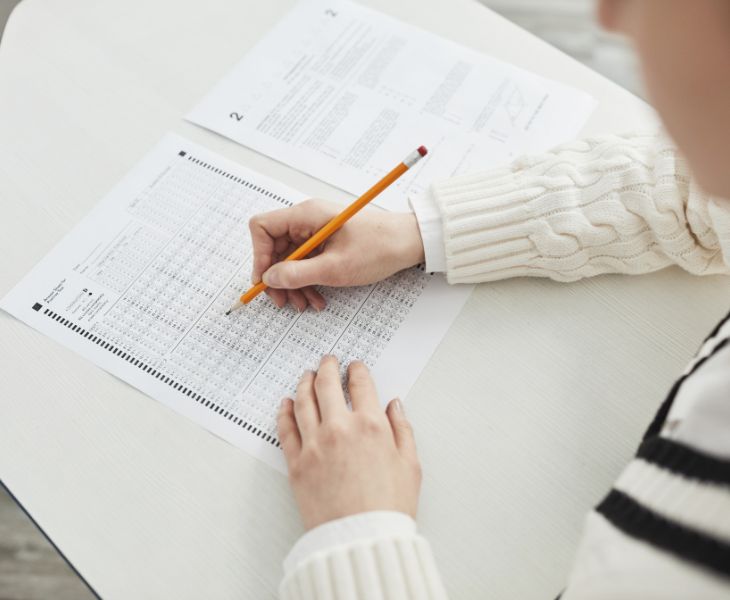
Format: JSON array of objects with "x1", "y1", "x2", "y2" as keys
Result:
[{"x1": 248, "y1": 1, "x2": 730, "y2": 598}]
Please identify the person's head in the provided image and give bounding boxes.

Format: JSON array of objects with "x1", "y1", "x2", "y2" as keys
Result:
[{"x1": 598, "y1": 0, "x2": 730, "y2": 197}]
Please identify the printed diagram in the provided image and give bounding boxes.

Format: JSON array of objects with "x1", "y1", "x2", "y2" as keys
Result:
[
  {"x1": 504, "y1": 86, "x2": 526, "y2": 125},
  {"x1": 488, "y1": 128, "x2": 509, "y2": 143}
]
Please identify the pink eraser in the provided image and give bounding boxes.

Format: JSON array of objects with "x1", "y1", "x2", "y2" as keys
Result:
[{"x1": 417, "y1": 146, "x2": 428, "y2": 157}]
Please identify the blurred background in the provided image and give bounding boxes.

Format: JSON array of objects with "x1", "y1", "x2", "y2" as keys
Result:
[{"x1": 0, "y1": 0, "x2": 642, "y2": 598}]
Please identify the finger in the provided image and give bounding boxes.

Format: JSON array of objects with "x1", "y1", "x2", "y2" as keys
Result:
[
  {"x1": 314, "y1": 355, "x2": 347, "y2": 421},
  {"x1": 262, "y1": 252, "x2": 342, "y2": 289},
  {"x1": 249, "y1": 213, "x2": 285, "y2": 284},
  {"x1": 274, "y1": 236, "x2": 291, "y2": 259},
  {"x1": 249, "y1": 202, "x2": 331, "y2": 284},
  {"x1": 254, "y1": 236, "x2": 291, "y2": 287},
  {"x1": 386, "y1": 398, "x2": 418, "y2": 461},
  {"x1": 287, "y1": 289, "x2": 308, "y2": 312},
  {"x1": 277, "y1": 398, "x2": 301, "y2": 462},
  {"x1": 294, "y1": 370, "x2": 320, "y2": 439},
  {"x1": 266, "y1": 288, "x2": 287, "y2": 308},
  {"x1": 301, "y1": 286, "x2": 327, "y2": 311},
  {"x1": 347, "y1": 361, "x2": 380, "y2": 413}
]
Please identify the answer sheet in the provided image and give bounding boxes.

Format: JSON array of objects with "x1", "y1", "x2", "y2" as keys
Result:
[
  {"x1": 188, "y1": 0, "x2": 596, "y2": 211},
  {"x1": 1, "y1": 135, "x2": 472, "y2": 471}
]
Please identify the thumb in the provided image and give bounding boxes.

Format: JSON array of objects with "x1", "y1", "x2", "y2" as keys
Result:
[
  {"x1": 386, "y1": 398, "x2": 417, "y2": 460},
  {"x1": 262, "y1": 254, "x2": 336, "y2": 289}
]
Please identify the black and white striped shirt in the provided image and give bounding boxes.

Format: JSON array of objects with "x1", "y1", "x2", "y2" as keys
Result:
[{"x1": 561, "y1": 309, "x2": 730, "y2": 599}]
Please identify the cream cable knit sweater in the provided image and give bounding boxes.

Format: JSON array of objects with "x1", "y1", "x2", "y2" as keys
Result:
[
  {"x1": 279, "y1": 132, "x2": 730, "y2": 599},
  {"x1": 432, "y1": 132, "x2": 730, "y2": 283}
]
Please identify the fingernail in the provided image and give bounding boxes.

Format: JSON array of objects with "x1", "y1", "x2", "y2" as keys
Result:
[
  {"x1": 392, "y1": 398, "x2": 403, "y2": 414},
  {"x1": 263, "y1": 269, "x2": 280, "y2": 287},
  {"x1": 280, "y1": 397, "x2": 289, "y2": 410}
]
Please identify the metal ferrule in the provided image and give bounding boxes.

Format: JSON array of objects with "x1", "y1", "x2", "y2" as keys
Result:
[{"x1": 403, "y1": 149, "x2": 425, "y2": 168}]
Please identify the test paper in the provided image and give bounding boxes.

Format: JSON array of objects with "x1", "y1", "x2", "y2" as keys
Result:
[
  {"x1": 187, "y1": 0, "x2": 596, "y2": 211},
  {"x1": 1, "y1": 135, "x2": 472, "y2": 472}
]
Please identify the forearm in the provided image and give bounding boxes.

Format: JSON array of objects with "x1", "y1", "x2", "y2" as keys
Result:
[{"x1": 412, "y1": 132, "x2": 730, "y2": 284}]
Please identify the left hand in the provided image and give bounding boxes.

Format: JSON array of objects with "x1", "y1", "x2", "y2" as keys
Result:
[{"x1": 277, "y1": 355, "x2": 422, "y2": 530}]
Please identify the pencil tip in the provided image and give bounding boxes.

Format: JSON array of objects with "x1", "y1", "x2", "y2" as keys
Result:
[
  {"x1": 225, "y1": 310, "x2": 231, "y2": 316},
  {"x1": 226, "y1": 299, "x2": 245, "y2": 315}
]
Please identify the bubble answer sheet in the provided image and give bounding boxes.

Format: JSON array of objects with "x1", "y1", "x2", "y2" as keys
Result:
[
  {"x1": 187, "y1": 0, "x2": 596, "y2": 211},
  {"x1": 0, "y1": 134, "x2": 472, "y2": 472}
]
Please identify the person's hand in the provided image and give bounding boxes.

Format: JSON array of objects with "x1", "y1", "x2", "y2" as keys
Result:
[
  {"x1": 249, "y1": 199, "x2": 425, "y2": 311},
  {"x1": 277, "y1": 355, "x2": 422, "y2": 530}
]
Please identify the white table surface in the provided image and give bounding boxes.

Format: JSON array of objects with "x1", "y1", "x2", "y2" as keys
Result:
[{"x1": 2, "y1": 1, "x2": 729, "y2": 598}]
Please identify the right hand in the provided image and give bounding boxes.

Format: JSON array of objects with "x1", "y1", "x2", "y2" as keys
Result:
[{"x1": 249, "y1": 199, "x2": 425, "y2": 310}]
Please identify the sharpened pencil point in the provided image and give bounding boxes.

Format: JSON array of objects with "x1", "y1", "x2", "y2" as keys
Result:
[
  {"x1": 226, "y1": 298, "x2": 245, "y2": 315},
  {"x1": 225, "y1": 310, "x2": 231, "y2": 316}
]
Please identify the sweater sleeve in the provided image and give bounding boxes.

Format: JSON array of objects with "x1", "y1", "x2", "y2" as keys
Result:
[
  {"x1": 279, "y1": 512, "x2": 448, "y2": 600},
  {"x1": 421, "y1": 132, "x2": 730, "y2": 284}
]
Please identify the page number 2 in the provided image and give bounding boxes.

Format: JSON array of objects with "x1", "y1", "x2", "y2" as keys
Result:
[{"x1": 230, "y1": 112, "x2": 243, "y2": 121}]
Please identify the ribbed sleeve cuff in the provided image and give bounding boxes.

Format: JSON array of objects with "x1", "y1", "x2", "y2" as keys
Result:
[
  {"x1": 430, "y1": 160, "x2": 544, "y2": 284},
  {"x1": 284, "y1": 512, "x2": 416, "y2": 575},
  {"x1": 280, "y1": 523, "x2": 449, "y2": 600}
]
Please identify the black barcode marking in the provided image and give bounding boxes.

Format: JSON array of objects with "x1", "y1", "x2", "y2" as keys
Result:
[{"x1": 39, "y1": 305, "x2": 279, "y2": 448}]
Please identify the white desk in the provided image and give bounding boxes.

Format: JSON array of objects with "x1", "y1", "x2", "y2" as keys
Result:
[{"x1": 2, "y1": 1, "x2": 729, "y2": 598}]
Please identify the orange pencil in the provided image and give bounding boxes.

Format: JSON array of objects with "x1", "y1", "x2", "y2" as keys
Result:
[{"x1": 226, "y1": 146, "x2": 428, "y2": 314}]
